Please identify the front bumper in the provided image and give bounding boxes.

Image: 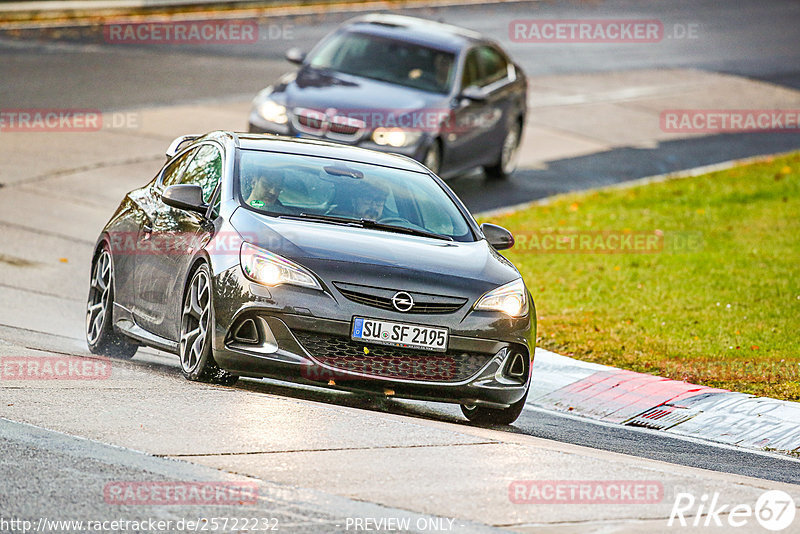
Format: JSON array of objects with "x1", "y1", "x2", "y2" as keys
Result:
[{"x1": 210, "y1": 267, "x2": 533, "y2": 408}]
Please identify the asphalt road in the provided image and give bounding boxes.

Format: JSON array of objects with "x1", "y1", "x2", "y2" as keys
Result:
[
  {"x1": 244, "y1": 377, "x2": 800, "y2": 486},
  {"x1": 4, "y1": 0, "x2": 800, "y2": 108},
  {"x1": 2, "y1": 417, "x2": 496, "y2": 533},
  {"x1": 1, "y1": 0, "x2": 799, "y2": 474},
  {"x1": 1, "y1": 321, "x2": 798, "y2": 531}
]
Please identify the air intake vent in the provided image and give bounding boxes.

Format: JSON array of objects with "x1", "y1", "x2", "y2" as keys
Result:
[
  {"x1": 293, "y1": 330, "x2": 492, "y2": 382},
  {"x1": 506, "y1": 352, "x2": 526, "y2": 378},
  {"x1": 233, "y1": 318, "x2": 259, "y2": 344}
]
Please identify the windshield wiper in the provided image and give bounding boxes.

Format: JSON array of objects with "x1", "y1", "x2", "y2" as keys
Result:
[
  {"x1": 279, "y1": 213, "x2": 363, "y2": 226},
  {"x1": 359, "y1": 219, "x2": 453, "y2": 241},
  {"x1": 281, "y1": 213, "x2": 453, "y2": 241}
]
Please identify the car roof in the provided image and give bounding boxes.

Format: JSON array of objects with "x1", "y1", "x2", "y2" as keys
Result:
[
  {"x1": 230, "y1": 132, "x2": 429, "y2": 172},
  {"x1": 341, "y1": 14, "x2": 485, "y2": 53}
]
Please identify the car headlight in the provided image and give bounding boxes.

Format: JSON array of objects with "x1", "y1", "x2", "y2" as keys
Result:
[
  {"x1": 474, "y1": 278, "x2": 528, "y2": 317},
  {"x1": 256, "y1": 99, "x2": 288, "y2": 125},
  {"x1": 240, "y1": 242, "x2": 320, "y2": 290},
  {"x1": 372, "y1": 128, "x2": 422, "y2": 148}
]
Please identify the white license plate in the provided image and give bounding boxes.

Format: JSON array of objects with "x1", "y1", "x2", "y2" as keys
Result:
[{"x1": 351, "y1": 317, "x2": 448, "y2": 352}]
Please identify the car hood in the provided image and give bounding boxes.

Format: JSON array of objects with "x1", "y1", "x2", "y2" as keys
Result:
[
  {"x1": 230, "y1": 207, "x2": 519, "y2": 297},
  {"x1": 273, "y1": 66, "x2": 450, "y2": 116}
]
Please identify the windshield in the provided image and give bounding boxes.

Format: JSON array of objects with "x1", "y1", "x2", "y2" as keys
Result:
[
  {"x1": 307, "y1": 31, "x2": 456, "y2": 94},
  {"x1": 237, "y1": 150, "x2": 474, "y2": 242}
]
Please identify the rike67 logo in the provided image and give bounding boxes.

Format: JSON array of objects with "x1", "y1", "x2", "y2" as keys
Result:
[{"x1": 669, "y1": 490, "x2": 796, "y2": 531}]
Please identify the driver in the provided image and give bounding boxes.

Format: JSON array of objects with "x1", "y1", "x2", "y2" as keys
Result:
[
  {"x1": 433, "y1": 53, "x2": 452, "y2": 90},
  {"x1": 244, "y1": 168, "x2": 285, "y2": 211},
  {"x1": 353, "y1": 182, "x2": 388, "y2": 220}
]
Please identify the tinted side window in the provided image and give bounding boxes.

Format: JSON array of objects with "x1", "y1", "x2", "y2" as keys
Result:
[
  {"x1": 160, "y1": 148, "x2": 197, "y2": 189},
  {"x1": 461, "y1": 49, "x2": 480, "y2": 89},
  {"x1": 181, "y1": 144, "x2": 222, "y2": 203},
  {"x1": 476, "y1": 46, "x2": 508, "y2": 86}
]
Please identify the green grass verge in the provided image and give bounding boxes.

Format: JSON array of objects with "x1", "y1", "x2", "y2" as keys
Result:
[{"x1": 480, "y1": 152, "x2": 800, "y2": 400}]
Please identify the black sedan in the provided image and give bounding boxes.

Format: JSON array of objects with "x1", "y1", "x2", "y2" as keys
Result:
[
  {"x1": 248, "y1": 14, "x2": 527, "y2": 180},
  {"x1": 86, "y1": 131, "x2": 535, "y2": 424}
]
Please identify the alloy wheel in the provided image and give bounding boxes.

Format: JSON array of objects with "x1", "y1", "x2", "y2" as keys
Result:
[
  {"x1": 424, "y1": 142, "x2": 441, "y2": 175},
  {"x1": 86, "y1": 250, "x2": 111, "y2": 345},
  {"x1": 500, "y1": 123, "x2": 521, "y2": 176},
  {"x1": 180, "y1": 269, "x2": 211, "y2": 374}
]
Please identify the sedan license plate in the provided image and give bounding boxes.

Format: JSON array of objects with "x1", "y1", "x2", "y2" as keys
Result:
[{"x1": 352, "y1": 317, "x2": 448, "y2": 352}]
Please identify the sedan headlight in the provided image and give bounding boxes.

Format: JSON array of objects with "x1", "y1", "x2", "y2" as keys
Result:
[
  {"x1": 240, "y1": 242, "x2": 320, "y2": 290},
  {"x1": 474, "y1": 278, "x2": 528, "y2": 317},
  {"x1": 372, "y1": 128, "x2": 423, "y2": 148},
  {"x1": 257, "y1": 99, "x2": 288, "y2": 125}
]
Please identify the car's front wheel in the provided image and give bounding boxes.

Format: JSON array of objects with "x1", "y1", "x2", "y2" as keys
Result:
[
  {"x1": 460, "y1": 388, "x2": 528, "y2": 425},
  {"x1": 484, "y1": 120, "x2": 522, "y2": 180},
  {"x1": 86, "y1": 245, "x2": 138, "y2": 359},
  {"x1": 179, "y1": 264, "x2": 239, "y2": 386},
  {"x1": 423, "y1": 140, "x2": 442, "y2": 175}
]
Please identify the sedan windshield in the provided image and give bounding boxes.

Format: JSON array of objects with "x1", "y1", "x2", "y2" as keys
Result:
[
  {"x1": 237, "y1": 150, "x2": 474, "y2": 242},
  {"x1": 307, "y1": 31, "x2": 456, "y2": 94}
]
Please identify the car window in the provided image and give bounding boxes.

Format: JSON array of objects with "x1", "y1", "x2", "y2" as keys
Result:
[
  {"x1": 463, "y1": 46, "x2": 509, "y2": 89},
  {"x1": 404, "y1": 181, "x2": 461, "y2": 236},
  {"x1": 461, "y1": 49, "x2": 480, "y2": 89},
  {"x1": 475, "y1": 46, "x2": 508, "y2": 86},
  {"x1": 180, "y1": 144, "x2": 222, "y2": 203},
  {"x1": 238, "y1": 150, "x2": 473, "y2": 242},
  {"x1": 308, "y1": 31, "x2": 456, "y2": 94},
  {"x1": 159, "y1": 148, "x2": 198, "y2": 190}
]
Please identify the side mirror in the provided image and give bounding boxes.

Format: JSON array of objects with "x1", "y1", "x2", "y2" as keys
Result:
[
  {"x1": 481, "y1": 223, "x2": 514, "y2": 250},
  {"x1": 460, "y1": 85, "x2": 487, "y2": 102},
  {"x1": 285, "y1": 48, "x2": 306, "y2": 65},
  {"x1": 162, "y1": 184, "x2": 206, "y2": 214}
]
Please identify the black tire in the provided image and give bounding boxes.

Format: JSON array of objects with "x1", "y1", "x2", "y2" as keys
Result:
[
  {"x1": 460, "y1": 388, "x2": 528, "y2": 425},
  {"x1": 86, "y1": 244, "x2": 138, "y2": 359},
  {"x1": 423, "y1": 139, "x2": 442, "y2": 176},
  {"x1": 179, "y1": 263, "x2": 239, "y2": 386},
  {"x1": 484, "y1": 120, "x2": 522, "y2": 181}
]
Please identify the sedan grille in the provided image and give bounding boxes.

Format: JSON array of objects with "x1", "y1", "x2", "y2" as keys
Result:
[
  {"x1": 329, "y1": 117, "x2": 362, "y2": 136},
  {"x1": 296, "y1": 112, "x2": 325, "y2": 132},
  {"x1": 292, "y1": 108, "x2": 365, "y2": 141},
  {"x1": 293, "y1": 331, "x2": 492, "y2": 382},
  {"x1": 333, "y1": 282, "x2": 467, "y2": 314}
]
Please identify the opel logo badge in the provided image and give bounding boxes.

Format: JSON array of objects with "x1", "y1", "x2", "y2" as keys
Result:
[{"x1": 391, "y1": 291, "x2": 414, "y2": 312}]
